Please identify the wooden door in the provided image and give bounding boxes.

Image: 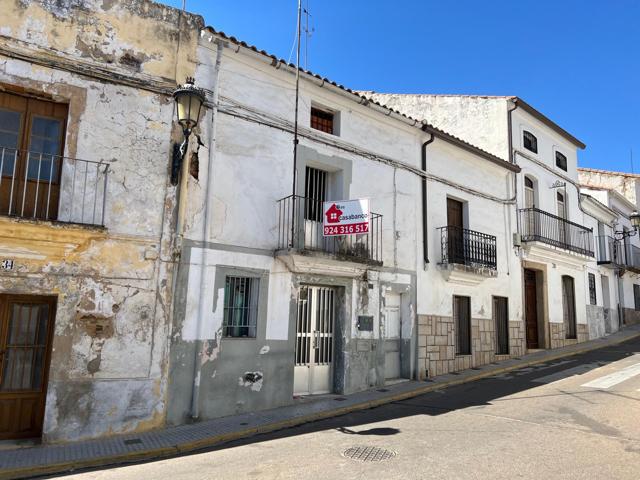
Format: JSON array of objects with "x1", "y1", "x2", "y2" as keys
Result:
[
  {"x1": 524, "y1": 269, "x2": 539, "y2": 349},
  {"x1": 0, "y1": 92, "x2": 67, "y2": 220},
  {"x1": 0, "y1": 295, "x2": 56, "y2": 440},
  {"x1": 562, "y1": 276, "x2": 577, "y2": 339},
  {"x1": 494, "y1": 296, "x2": 509, "y2": 355},
  {"x1": 447, "y1": 198, "x2": 464, "y2": 264}
]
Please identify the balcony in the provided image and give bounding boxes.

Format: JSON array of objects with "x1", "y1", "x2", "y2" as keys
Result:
[
  {"x1": 439, "y1": 226, "x2": 497, "y2": 270},
  {"x1": 597, "y1": 235, "x2": 640, "y2": 274},
  {"x1": 276, "y1": 195, "x2": 383, "y2": 271},
  {"x1": 518, "y1": 208, "x2": 594, "y2": 257},
  {"x1": 0, "y1": 147, "x2": 108, "y2": 227}
]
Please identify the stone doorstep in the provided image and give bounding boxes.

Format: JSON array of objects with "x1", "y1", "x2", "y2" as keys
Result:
[{"x1": 0, "y1": 325, "x2": 639, "y2": 480}]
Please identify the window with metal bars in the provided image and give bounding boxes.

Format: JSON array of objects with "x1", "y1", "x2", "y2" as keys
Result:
[
  {"x1": 454, "y1": 296, "x2": 471, "y2": 355},
  {"x1": 523, "y1": 130, "x2": 538, "y2": 153},
  {"x1": 588, "y1": 273, "x2": 597, "y2": 305},
  {"x1": 634, "y1": 285, "x2": 640, "y2": 311},
  {"x1": 310, "y1": 107, "x2": 334, "y2": 134},
  {"x1": 555, "y1": 151, "x2": 567, "y2": 171},
  {"x1": 304, "y1": 166, "x2": 328, "y2": 222},
  {"x1": 222, "y1": 276, "x2": 259, "y2": 338}
]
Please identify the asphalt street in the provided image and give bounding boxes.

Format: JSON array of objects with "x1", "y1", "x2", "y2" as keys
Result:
[{"x1": 55, "y1": 338, "x2": 640, "y2": 480}]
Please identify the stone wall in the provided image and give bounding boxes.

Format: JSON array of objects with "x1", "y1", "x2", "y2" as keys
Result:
[
  {"x1": 622, "y1": 308, "x2": 640, "y2": 326},
  {"x1": 417, "y1": 315, "x2": 525, "y2": 379},
  {"x1": 549, "y1": 322, "x2": 589, "y2": 349}
]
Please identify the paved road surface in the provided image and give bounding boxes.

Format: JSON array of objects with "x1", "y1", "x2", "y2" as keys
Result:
[{"x1": 54, "y1": 338, "x2": 640, "y2": 480}]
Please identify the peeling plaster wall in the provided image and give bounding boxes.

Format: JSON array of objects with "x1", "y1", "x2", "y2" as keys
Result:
[
  {"x1": 0, "y1": 0, "x2": 202, "y2": 442},
  {"x1": 365, "y1": 94, "x2": 510, "y2": 160},
  {"x1": 579, "y1": 170, "x2": 640, "y2": 207}
]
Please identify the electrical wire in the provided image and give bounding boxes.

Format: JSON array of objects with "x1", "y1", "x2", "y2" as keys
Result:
[{"x1": 218, "y1": 96, "x2": 516, "y2": 205}]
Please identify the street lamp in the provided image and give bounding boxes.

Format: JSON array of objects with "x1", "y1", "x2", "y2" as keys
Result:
[
  {"x1": 171, "y1": 77, "x2": 206, "y2": 185},
  {"x1": 614, "y1": 211, "x2": 640, "y2": 239}
]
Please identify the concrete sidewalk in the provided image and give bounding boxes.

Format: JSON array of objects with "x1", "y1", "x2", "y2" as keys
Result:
[{"x1": 2, "y1": 325, "x2": 640, "y2": 480}]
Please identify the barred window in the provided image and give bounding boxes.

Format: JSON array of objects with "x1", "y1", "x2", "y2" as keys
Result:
[
  {"x1": 304, "y1": 166, "x2": 327, "y2": 222},
  {"x1": 310, "y1": 107, "x2": 334, "y2": 134},
  {"x1": 523, "y1": 130, "x2": 538, "y2": 153},
  {"x1": 634, "y1": 285, "x2": 640, "y2": 311},
  {"x1": 588, "y1": 273, "x2": 597, "y2": 305},
  {"x1": 556, "y1": 151, "x2": 567, "y2": 171},
  {"x1": 223, "y1": 276, "x2": 259, "y2": 338}
]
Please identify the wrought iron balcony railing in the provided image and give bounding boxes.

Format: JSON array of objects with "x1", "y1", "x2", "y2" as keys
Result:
[
  {"x1": 276, "y1": 194, "x2": 383, "y2": 265},
  {"x1": 596, "y1": 235, "x2": 625, "y2": 266},
  {"x1": 597, "y1": 235, "x2": 640, "y2": 272},
  {"x1": 518, "y1": 208, "x2": 594, "y2": 257},
  {"x1": 0, "y1": 147, "x2": 108, "y2": 227},
  {"x1": 438, "y1": 225, "x2": 497, "y2": 270}
]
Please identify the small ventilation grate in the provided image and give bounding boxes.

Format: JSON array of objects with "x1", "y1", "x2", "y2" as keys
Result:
[
  {"x1": 343, "y1": 446, "x2": 396, "y2": 462},
  {"x1": 123, "y1": 438, "x2": 142, "y2": 446}
]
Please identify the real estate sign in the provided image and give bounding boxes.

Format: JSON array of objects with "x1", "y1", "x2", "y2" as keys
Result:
[{"x1": 322, "y1": 199, "x2": 370, "y2": 236}]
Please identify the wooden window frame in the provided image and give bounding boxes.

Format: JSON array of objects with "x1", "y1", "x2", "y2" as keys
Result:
[
  {"x1": 310, "y1": 106, "x2": 335, "y2": 135},
  {"x1": 555, "y1": 151, "x2": 568, "y2": 171},
  {"x1": 523, "y1": 130, "x2": 538, "y2": 153}
]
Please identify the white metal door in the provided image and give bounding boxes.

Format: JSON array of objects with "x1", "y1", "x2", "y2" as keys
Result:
[
  {"x1": 294, "y1": 286, "x2": 335, "y2": 395},
  {"x1": 383, "y1": 293, "x2": 401, "y2": 381}
]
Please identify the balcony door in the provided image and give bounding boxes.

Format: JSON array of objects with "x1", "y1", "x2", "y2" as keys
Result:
[
  {"x1": 0, "y1": 92, "x2": 67, "y2": 220},
  {"x1": 447, "y1": 198, "x2": 465, "y2": 264},
  {"x1": 557, "y1": 191, "x2": 567, "y2": 245}
]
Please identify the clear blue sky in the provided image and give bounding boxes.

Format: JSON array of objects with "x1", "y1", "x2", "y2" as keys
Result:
[{"x1": 164, "y1": 0, "x2": 639, "y2": 172}]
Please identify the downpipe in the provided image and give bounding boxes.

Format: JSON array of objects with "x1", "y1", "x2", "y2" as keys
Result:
[{"x1": 190, "y1": 40, "x2": 224, "y2": 421}]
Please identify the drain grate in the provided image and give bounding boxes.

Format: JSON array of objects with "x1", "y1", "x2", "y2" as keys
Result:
[{"x1": 343, "y1": 446, "x2": 396, "y2": 462}]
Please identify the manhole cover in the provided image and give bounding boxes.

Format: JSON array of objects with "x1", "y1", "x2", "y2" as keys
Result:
[{"x1": 343, "y1": 446, "x2": 396, "y2": 462}]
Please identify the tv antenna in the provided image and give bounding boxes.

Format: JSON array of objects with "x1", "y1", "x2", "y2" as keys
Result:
[{"x1": 303, "y1": 1, "x2": 314, "y2": 70}]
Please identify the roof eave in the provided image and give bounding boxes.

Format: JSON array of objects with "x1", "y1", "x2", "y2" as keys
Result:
[{"x1": 512, "y1": 97, "x2": 586, "y2": 150}]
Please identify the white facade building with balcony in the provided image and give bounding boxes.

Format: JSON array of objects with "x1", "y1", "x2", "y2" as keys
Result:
[
  {"x1": 368, "y1": 94, "x2": 594, "y2": 350},
  {"x1": 165, "y1": 29, "x2": 524, "y2": 424}
]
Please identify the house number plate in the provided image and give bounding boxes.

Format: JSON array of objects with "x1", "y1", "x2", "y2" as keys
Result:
[{"x1": 1, "y1": 260, "x2": 14, "y2": 271}]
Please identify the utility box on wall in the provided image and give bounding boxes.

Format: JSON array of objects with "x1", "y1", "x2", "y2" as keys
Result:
[{"x1": 357, "y1": 315, "x2": 373, "y2": 331}]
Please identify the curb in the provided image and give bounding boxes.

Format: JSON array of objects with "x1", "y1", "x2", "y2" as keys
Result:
[{"x1": 4, "y1": 330, "x2": 640, "y2": 480}]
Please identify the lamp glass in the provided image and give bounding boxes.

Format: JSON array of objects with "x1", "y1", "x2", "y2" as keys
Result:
[
  {"x1": 631, "y1": 211, "x2": 640, "y2": 229},
  {"x1": 175, "y1": 91, "x2": 203, "y2": 131}
]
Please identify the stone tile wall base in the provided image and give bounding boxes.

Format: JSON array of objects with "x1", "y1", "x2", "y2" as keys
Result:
[{"x1": 417, "y1": 315, "x2": 525, "y2": 379}]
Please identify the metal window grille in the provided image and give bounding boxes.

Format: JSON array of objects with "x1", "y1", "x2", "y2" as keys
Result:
[
  {"x1": 555, "y1": 151, "x2": 567, "y2": 171},
  {"x1": 304, "y1": 166, "x2": 327, "y2": 222},
  {"x1": 310, "y1": 107, "x2": 334, "y2": 134},
  {"x1": 494, "y1": 296, "x2": 509, "y2": 355},
  {"x1": 588, "y1": 273, "x2": 597, "y2": 306},
  {"x1": 222, "y1": 276, "x2": 259, "y2": 338},
  {"x1": 454, "y1": 296, "x2": 471, "y2": 355},
  {"x1": 562, "y1": 276, "x2": 577, "y2": 339},
  {"x1": 523, "y1": 130, "x2": 538, "y2": 153},
  {"x1": 634, "y1": 285, "x2": 640, "y2": 311}
]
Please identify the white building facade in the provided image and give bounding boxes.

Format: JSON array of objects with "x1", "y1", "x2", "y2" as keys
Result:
[
  {"x1": 164, "y1": 30, "x2": 524, "y2": 424},
  {"x1": 369, "y1": 94, "x2": 595, "y2": 351}
]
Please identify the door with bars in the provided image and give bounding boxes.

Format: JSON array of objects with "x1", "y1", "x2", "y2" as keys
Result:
[{"x1": 294, "y1": 286, "x2": 335, "y2": 395}]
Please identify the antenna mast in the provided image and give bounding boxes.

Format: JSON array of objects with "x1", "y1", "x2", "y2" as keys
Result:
[{"x1": 290, "y1": 0, "x2": 302, "y2": 245}]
